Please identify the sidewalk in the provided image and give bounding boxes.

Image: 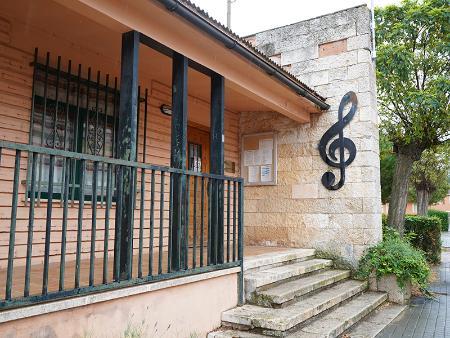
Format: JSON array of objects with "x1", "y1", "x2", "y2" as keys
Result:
[{"x1": 376, "y1": 232, "x2": 450, "y2": 338}]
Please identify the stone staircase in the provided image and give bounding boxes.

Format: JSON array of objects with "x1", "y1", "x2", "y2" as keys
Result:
[{"x1": 209, "y1": 249, "x2": 405, "y2": 338}]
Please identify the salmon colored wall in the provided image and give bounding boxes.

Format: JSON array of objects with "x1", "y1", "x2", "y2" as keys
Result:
[
  {"x1": 0, "y1": 5, "x2": 240, "y2": 270},
  {"x1": 0, "y1": 272, "x2": 239, "y2": 338}
]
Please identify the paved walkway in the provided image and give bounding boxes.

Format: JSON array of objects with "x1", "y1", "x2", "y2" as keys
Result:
[{"x1": 377, "y1": 232, "x2": 450, "y2": 338}]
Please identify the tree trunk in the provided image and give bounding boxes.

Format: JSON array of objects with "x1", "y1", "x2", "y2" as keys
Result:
[
  {"x1": 416, "y1": 189, "x2": 430, "y2": 216},
  {"x1": 387, "y1": 151, "x2": 417, "y2": 235}
]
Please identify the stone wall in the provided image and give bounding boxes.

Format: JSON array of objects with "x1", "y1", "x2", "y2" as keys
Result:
[{"x1": 242, "y1": 5, "x2": 381, "y2": 264}]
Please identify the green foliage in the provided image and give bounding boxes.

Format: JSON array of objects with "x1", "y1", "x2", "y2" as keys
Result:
[
  {"x1": 375, "y1": 0, "x2": 450, "y2": 151},
  {"x1": 405, "y1": 215, "x2": 442, "y2": 263},
  {"x1": 357, "y1": 230, "x2": 430, "y2": 290},
  {"x1": 410, "y1": 147, "x2": 450, "y2": 204},
  {"x1": 380, "y1": 133, "x2": 397, "y2": 203},
  {"x1": 428, "y1": 209, "x2": 449, "y2": 231},
  {"x1": 314, "y1": 249, "x2": 357, "y2": 276}
]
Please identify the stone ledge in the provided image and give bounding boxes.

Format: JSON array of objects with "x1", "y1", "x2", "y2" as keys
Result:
[{"x1": 0, "y1": 267, "x2": 241, "y2": 324}]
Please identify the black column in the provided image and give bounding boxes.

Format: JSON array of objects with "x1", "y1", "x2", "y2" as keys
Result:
[
  {"x1": 209, "y1": 72, "x2": 225, "y2": 264},
  {"x1": 170, "y1": 52, "x2": 188, "y2": 271},
  {"x1": 115, "y1": 30, "x2": 139, "y2": 280}
]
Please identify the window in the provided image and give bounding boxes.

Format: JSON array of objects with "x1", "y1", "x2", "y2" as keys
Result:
[
  {"x1": 29, "y1": 61, "x2": 119, "y2": 200},
  {"x1": 188, "y1": 143, "x2": 202, "y2": 173}
]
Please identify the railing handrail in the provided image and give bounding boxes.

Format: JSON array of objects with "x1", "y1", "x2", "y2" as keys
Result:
[{"x1": 0, "y1": 140, "x2": 243, "y2": 182}]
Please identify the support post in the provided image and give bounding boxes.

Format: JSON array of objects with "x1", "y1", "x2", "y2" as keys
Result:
[
  {"x1": 210, "y1": 72, "x2": 225, "y2": 264},
  {"x1": 170, "y1": 52, "x2": 188, "y2": 271},
  {"x1": 115, "y1": 30, "x2": 139, "y2": 280}
]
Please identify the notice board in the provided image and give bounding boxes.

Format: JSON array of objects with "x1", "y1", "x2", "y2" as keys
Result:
[{"x1": 241, "y1": 132, "x2": 277, "y2": 186}]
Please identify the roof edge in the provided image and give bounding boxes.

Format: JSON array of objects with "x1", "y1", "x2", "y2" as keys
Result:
[{"x1": 153, "y1": 0, "x2": 330, "y2": 111}]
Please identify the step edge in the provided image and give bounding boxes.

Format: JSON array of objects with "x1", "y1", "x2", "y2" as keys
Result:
[
  {"x1": 223, "y1": 280, "x2": 368, "y2": 332},
  {"x1": 243, "y1": 249, "x2": 316, "y2": 272},
  {"x1": 258, "y1": 270, "x2": 351, "y2": 305},
  {"x1": 343, "y1": 301, "x2": 407, "y2": 338},
  {"x1": 297, "y1": 292, "x2": 389, "y2": 338}
]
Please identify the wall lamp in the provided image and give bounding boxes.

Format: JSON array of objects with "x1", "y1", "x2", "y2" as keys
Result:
[{"x1": 160, "y1": 104, "x2": 172, "y2": 116}]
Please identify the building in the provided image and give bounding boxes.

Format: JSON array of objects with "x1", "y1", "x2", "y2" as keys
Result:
[{"x1": 0, "y1": 0, "x2": 382, "y2": 336}]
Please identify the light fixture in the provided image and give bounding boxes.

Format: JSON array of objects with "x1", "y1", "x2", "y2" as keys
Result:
[{"x1": 160, "y1": 104, "x2": 172, "y2": 116}]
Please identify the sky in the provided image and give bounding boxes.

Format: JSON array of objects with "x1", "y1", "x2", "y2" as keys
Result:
[{"x1": 190, "y1": 0, "x2": 401, "y2": 36}]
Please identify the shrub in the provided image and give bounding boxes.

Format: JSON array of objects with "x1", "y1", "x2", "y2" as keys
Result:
[
  {"x1": 428, "y1": 209, "x2": 449, "y2": 232},
  {"x1": 405, "y1": 215, "x2": 441, "y2": 264},
  {"x1": 357, "y1": 230, "x2": 430, "y2": 290}
]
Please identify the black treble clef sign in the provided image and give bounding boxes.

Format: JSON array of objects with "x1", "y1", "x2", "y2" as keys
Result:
[{"x1": 318, "y1": 91, "x2": 358, "y2": 190}]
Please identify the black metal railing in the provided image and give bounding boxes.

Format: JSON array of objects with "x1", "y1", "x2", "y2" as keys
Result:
[{"x1": 0, "y1": 140, "x2": 244, "y2": 309}]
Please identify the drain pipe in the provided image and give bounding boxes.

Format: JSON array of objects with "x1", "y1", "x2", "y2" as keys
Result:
[{"x1": 155, "y1": 0, "x2": 330, "y2": 111}]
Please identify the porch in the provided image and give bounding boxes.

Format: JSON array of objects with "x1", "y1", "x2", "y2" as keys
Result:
[
  {"x1": 0, "y1": 0, "x2": 325, "y2": 325},
  {"x1": 0, "y1": 245, "x2": 285, "y2": 300}
]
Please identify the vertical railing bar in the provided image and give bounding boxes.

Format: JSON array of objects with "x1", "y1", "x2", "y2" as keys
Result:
[
  {"x1": 184, "y1": 174, "x2": 190, "y2": 270},
  {"x1": 24, "y1": 152, "x2": 37, "y2": 297},
  {"x1": 158, "y1": 171, "x2": 165, "y2": 275},
  {"x1": 89, "y1": 161, "x2": 98, "y2": 286},
  {"x1": 128, "y1": 167, "x2": 137, "y2": 279},
  {"x1": 138, "y1": 168, "x2": 145, "y2": 278},
  {"x1": 103, "y1": 163, "x2": 113, "y2": 284},
  {"x1": 238, "y1": 181, "x2": 245, "y2": 305},
  {"x1": 233, "y1": 180, "x2": 237, "y2": 262},
  {"x1": 200, "y1": 176, "x2": 205, "y2": 267},
  {"x1": 52, "y1": 56, "x2": 61, "y2": 149},
  {"x1": 100, "y1": 74, "x2": 109, "y2": 207},
  {"x1": 112, "y1": 78, "x2": 118, "y2": 158},
  {"x1": 207, "y1": 178, "x2": 212, "y2": 266},
  {"x1": 193, "y1": 175, "x2": 197, "y2": 269},
  {"x1": 37, "y1": 52, "x2": 50, "y2": 207},
  {"x1": 148, "y1": 169, "x2": 155, "y2": 276},
  {"x1": 63, "y1": 60, "x2": 72, "y2": 153},
  {"x1": 59, "y1": 155, "x2": 70, "y2": 291},
  {"x1": 136, "y1": 86, "x2": 141, "y2": 161},
  {"x1": 113, "y1": 165, "x2": 123, "y2": 281},
  {"x1": 25, "y1": 48, "x2": 38, "y2": 207},
  {"x1": 227, "y1": 179, "x2": 231, "y2": 263},
  {"x1": 167, "y1": 173, "x2": 173, "y2": 273},
  {"x1": 213, "y1": 179, "x2": 219, "y2": 265},
  {"x1": 75, "y1": 159, "x2": 86, "y2": 288},
  {"x1": 142, "y1": 88, "x2": 148, "y2": 163},
  {"x1": 71, "y1": 64, "x2": 82, "y2": 206},
  {"x1": 84, "y1": 68, "x2": 91, "y2": 153},
  {"x1": 94, "y1": 71, "x2": 101, "y2": 157},
  {"x1": 5, "y1": 150, "x2": 21, "y2": 300},
  {"x1": 42, "y1": 154, "x2": 55, "y2": 295},
  {"x1": 60, "y1": 59, "x2": 72, "y2": 207}
]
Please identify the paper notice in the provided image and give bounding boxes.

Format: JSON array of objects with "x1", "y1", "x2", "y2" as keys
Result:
[
  {"x1": 259, "y1": 139, "x2": 273, "y2": 150},
  {"x1": 260, "y1": 165, "x2": 272, "y2": 182},
  {"x1": 261, "y1": 148, "x2": 272, "y2": 164},
  {"x1": 253, "y1": 149, "x2": 262, "y2": 165},
  {"x1": 244, "y1": 150, "x2": 254, "y2": 166},
  {"x1": 248, "y1": 165, "x2": 259, "y2": 183}
]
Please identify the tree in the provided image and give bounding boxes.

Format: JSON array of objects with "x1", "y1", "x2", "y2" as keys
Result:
[
  {"x1": 410, "y1": 147, "x2": 449, "y2": 215},
  {"x1": 380, "y1": 133, "x2": 397, "y2": 204},
  {"x1": 375, "y1": 0, "x2": 450, "y2": 234}
]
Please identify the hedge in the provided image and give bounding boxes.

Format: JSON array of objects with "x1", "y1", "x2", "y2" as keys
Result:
[
  {"x1": 428, "y1": 209, "x2": 449, "y2": 232},
  {"x1": 405, "y1": 215, "x2": 441, "y2": 264}
]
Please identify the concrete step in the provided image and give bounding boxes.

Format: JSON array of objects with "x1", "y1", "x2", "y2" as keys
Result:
[
  {"x1": 222, "y1": 280, "x2": 367, "y2": 333},
  {"x1": 244, "y1": 248, "x2": 316, "y2": 272},
  {"x1": 343, "y1": 302, "x2": 406, "y2": 338},
  {"x1": 252, "y1": 269, "x2": 351, "y2": 306},
  {"x1": 208, "y1": 330, "x2": 265, "y2": 338},
  {"x1": 245, "y1": 259, "x2": 333, "y2": 297},
  {"x1": 290, "y1": 292, "x2": 388, "y2": 338}
]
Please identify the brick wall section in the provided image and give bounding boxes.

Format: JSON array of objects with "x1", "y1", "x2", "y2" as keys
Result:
[{"x1": 242, "y1": 5, "x2": 381, "y2": 264}]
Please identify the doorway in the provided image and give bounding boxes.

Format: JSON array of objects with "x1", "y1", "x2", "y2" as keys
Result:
[{"x1": 187, "y1": 125, "x2": 210, "y2": 247}]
